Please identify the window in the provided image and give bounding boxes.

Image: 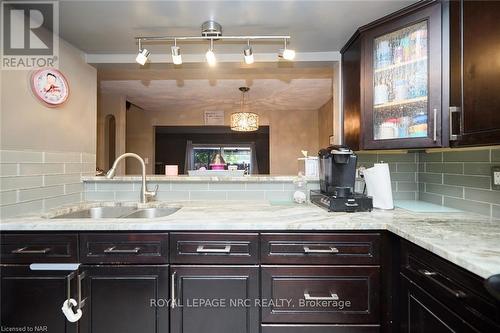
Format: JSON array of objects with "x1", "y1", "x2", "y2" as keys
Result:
[{"x1": 192, "y1": 143, "x2": 253, "y2": 174}]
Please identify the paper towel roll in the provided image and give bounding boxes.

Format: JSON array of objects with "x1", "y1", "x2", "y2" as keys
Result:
[{"x1": 363, "y1": 163, "x2": 394, "y2": 210}]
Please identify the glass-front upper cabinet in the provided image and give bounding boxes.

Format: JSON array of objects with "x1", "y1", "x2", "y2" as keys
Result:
[{"x1": 363, "y1": 2, "x2": 442, "y2": 149}]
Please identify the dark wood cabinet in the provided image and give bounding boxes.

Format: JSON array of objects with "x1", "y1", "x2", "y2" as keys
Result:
[
  {"x1": 79, "y1": 265, "x2": 169, "y2": 333},
  {"x1": 0, "y1": 265, "x2": 79, "y2": 333},
  {"x1": 170, "y1": 265, "x2": 259, "y2": 333},
  {"x1": 342, "y1": 1, "x2": 444, "y2": 150},
  {"x1": 449, "y1": 0, "x2": 500, "y2": 146},
  {"x1": 400, "y1": 275, "x2": 478, "y2": 332},
  {"x1": 400, "y1": 240, "x2": 500, "y2": 332}
]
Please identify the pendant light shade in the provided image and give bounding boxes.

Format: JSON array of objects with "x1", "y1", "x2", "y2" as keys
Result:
[{"x1": 230, "y1": 87, "x2": 259, "y2": 132}]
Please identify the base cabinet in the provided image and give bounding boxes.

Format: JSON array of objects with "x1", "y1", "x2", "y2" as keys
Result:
[
  {"x1": 170, "y1": 265, "x2": 259, "y2": 333},
  {"x1": 0, "y1": 265, "x2": 78, "y2": 333},
  {"x1": 400, "y1": 275, "x2": 477, "y2": 332},
  {"x1": 79, "y1": 265, "x2": 169, "y2": 333}
]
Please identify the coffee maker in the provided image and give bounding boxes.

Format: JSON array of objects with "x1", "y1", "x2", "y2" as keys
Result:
[{"x1": 310, "y1": 145, "x2": 372, "y2": 212}]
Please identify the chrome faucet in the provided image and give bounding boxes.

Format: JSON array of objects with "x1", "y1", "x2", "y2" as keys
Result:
[{"x1": 105, "y1": 153, "x2": 158, "y2": 204}]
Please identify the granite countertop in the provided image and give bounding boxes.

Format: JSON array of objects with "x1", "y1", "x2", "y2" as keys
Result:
[
  {"x1": 82, "y1": 175, "x2": 319, "y2": 182},
  {"x1": 1, "y1": 201, "x2": 500, "y2": 279}
]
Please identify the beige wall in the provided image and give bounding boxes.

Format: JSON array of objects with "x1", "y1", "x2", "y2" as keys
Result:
[
  {"x1": 124, "y1": 106, "x2": 320, "y2": 175},
  {"x1": 1, "y1": 40, "x2": 97, "y2": 153},
  {"x1": 318, "y1": 98, "x2": 334, "y2": 148},
  {"x1": 96, "y1": 93, "x2": 126, "y2": 174}
]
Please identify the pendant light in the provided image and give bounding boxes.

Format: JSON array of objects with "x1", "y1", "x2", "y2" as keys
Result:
[{"x1": 230, "y1": 87, "x2": 259, "y2": 132}]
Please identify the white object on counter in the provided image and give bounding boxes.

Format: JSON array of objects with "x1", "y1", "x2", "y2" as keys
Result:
[
  {"x1": 298, "y1": 157, "x2": 319, "y2": 177},
  {"x1": 363, "y1": 163, "x2": 394, "y2": 209},
  {"x1": 165, "y1": 165, "x2": 178, "y2": 176}
]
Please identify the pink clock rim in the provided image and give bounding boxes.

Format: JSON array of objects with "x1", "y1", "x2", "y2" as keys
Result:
[{"x1": 30, "y1": 67, "x2": 70, "y2": 107}]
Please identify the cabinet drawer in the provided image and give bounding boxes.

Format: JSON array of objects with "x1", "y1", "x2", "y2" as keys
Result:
[
  {"x1": 0, "y1": 233, "x2": 78, "y2": 263},
  {"x1": 261, "y1": 233, "x2": 380, "y2": 265},
  {"x1": 401, "y1": 240, "x2": 500, "y2": 331},
  {"x1": 80, "y1": 233, "x2": 168, "y2": 264},
  {"x1": 261, "y1": 266, "x2": 380, "y2": 324},
  {"x1": 170, "y1": 232, "x2": 259, "y2": 264},
  {"x1": 261, "y1": 325, "x2": 379, "y2": 333}
]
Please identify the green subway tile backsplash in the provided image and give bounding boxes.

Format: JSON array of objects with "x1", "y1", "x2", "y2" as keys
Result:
[{"x1": 419, "y1": 147, "x2": 500, "y2": 218}]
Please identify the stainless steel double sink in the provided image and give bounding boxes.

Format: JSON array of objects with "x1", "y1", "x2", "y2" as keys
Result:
[{"x1": 51, "y1": 206, "x2": 180, "y2": 219}]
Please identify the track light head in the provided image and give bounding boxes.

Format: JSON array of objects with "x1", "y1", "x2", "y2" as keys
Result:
[
  {"x1": 136, "y1": 48, "x2": 150, "y2": 65},
  {"x1": 171, "y1": 46, "x2": 182, "y2": 65},
  {"x1": 243, "y1": 45, "x2": 254, "y2": 64},
  {"x1": 278, "y1": 48, "x2": 295, "y2": 61},
  {"x1": 206, "y1": 39, "x2": 216, "y2": 66}
]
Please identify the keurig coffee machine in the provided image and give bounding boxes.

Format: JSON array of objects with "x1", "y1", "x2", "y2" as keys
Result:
[{"x1": 311, "y1": 145, "x2": 372, "y2": 212}]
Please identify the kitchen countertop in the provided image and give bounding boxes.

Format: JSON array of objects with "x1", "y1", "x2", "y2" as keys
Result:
[
  {"x1": 1, "y1": 201, "x2": 500, "y2": 279},
  {"x1": 82, "y1": 175, "x2": 319, "y2": 182}
]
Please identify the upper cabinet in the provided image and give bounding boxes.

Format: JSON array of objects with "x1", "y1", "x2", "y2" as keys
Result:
[
  {"x1": 342, "y1": 0, "x2": 500, "y2": 150},
  {"x1": 449, "y1": 0, "x2": 500, "y2": 146}
]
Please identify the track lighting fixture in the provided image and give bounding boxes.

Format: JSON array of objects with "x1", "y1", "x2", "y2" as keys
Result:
[
  {"x1": 205, "y1": 39, "x2": 216, "y2": 66},
  {"x1": 243, "y1": 41, "x2": 254, "y2": 64},
  {"x1": 171, "y1": 39, "x2": 182, "y2": 65},
  {"x1": 135, "y1": 20, "x2": 294, "y2": 65},
  {"x1": 278, "y1": 39, "x2": 295, "y2": 60},
  {"x1": 135, "y1": 39, "x2": 150, "y2": 65}
]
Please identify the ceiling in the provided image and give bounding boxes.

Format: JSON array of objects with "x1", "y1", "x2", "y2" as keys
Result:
[
  {"x1": 101, "y1": 78, "x2": 333, "y2": 112},
  {"x1": 59, "y1": 0, "x2": 415, "y2": 55}
]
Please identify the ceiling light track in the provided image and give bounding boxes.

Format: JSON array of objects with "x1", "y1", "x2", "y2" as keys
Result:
[{"x1": 134, "y1": 20, "x2": 293, "y2": 66}]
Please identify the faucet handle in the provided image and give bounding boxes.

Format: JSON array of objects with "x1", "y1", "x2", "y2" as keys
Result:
[{"x1": 145, "y1": 184, "x2": 159, "y2": 200}]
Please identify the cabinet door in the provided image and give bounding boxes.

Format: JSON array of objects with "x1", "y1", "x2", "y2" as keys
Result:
[
  {"x1": 400, "y1": 275, "x2": 479, "y2": 332},
  {"x1": 363, "y1": 2, "x2": 442, "y2": 149},
  {"x1": 170, "y1": 265, "x2": 259, "y2": 333},
  {"x1": 0, "y1": 265, "x2": 78, "y2": 333},
  {"x1": 79, "y1": 265, "x2": 168, "y2": 333},
  {"x1": 450, "y1": 0, "x2": 500, "y2": 145}
]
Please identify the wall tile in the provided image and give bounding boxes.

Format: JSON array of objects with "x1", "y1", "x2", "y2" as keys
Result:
[
  {"x1": 171, "y1": 182, "x2": 209, "y2": 191},
  {"x1": 492, "y1": 148, "x2": 500, "y2": 162},
  {"x1": 356, "y1": 154, "x2": 378, "y2": 164},
  {"x1": 393, "y1": 192, "x2": 416, "y2": 200},
  {"x1": 0, "y1": 150, "x2": 43, "y2": 163},
  {"x1": 156, "y1": 191, "x2": 189, "y2": 201},
  {"x1": 426, "y1": 183, "x2": 463, "y2": 198},
  {"x1": 45, "y1": 193, "x2": 82, "y2": 210},
  {"x1": 419, "y1": 173, "x2": 442, "y2": 184},
  {"x1": 464, "y1": 188, "x2": 500, "y2": 205},
  {"x1": 45, "y1": 174, "x2": 81, "y2": 186},
  {"x1": 377, "y1": 153, "x2": 416, "y2": 163},
  {"x1": 65, "y1": 183, "x2": 83, "y2": 194},
  {"x1": 266, "y1": 191, "x2": 293, "y2": 201},
  {"x1": 397, "y1": 182, "x2": 418, "y2": 191},
  {"x1": 443, "y1": 197, "x2": 491, "y2": 215},
  {"x1": 208, "y1": 182, "x2": 246, "y2": 191},
  {"x1": 443, "y1": 163, "x2": 464, "y2": 174},
  {"x1": 44, "y1": 152, "x2": 81, "y2": 163},
  {"x1": 0, "y1": 163, "x2": 18, "y2": 176},
  {"x1": 85, "y1": 191, "x2": 115, "y2": 201},
  {"x1": 227, "y1": 191, "x2": 266, "y2": 201},
  {"x1": 65, "y1": 163, "x2": 82, "y2": 174},
  {"x1": 443, "y1": 174, "x2": 490, "y2": 189},
  {"x1": 397, "y1": 163, "x2": 418, "y2": 172},
  {"x1": 19, "y1": 185, "x2": 65, "y2": 202},
  {"x1": 190, "y1": 191, "x2": 227, "y2": 200},
  {"x1": 95, "y1": 182, "x2": 134, "y2": 191},
  {"x1": 0, "y1": 190, "x2": 18, "y2": 205},
  {"x1": 390, "y1": 172, "x2": 415, "y2": 182},
  {"x1": 0, "y1": 200, "x2": 44, "y2": 218},
  {"x1": 425, "y1": 163, "x2": 444, "y2": 173},
  {"x1": 420, "y1": 152, "x2": 442, "y2": 162},
  {"x1": 463, "y1": 163, "x2": 493, "y2": 176},
  {"x1": 493, "y1": 205, "x2": 500, "y2": 218},
  {"x1": 0, "y1": 176, "x2": 43, "y2": 190},
  {"x1": 115, "y1": 191, "x2": 141, "y2": 202},
  {"x1": 246, "y1": 182, "x2": 284, "y2": 191},
  {"x1": 419, "y1": 192, "x2": 443, "y2": 205},
  {"x1": 443, "y1": 150, "x2": 490, "y2": 162},
  {"x1": 82, "y1": 153, "x2": 96, "y2": 164}
]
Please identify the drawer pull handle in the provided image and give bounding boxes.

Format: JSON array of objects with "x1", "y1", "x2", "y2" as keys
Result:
[
  {"x1": 171, "y1": 271, "x2": 177, "y2": 309},
  {"x1": 417, "y1": 269, "x2": 467, "y2": 299},
  {"x1": 304, "y1": 292, "x2": 339, "y2": 301},
  {"x1": 196, "y1": 245, "x2": 231, "y2": 253},
  {"x1": 103, "y1": 246, "x2": 141, "y2": 254},
  {"x1": 12, "y1": 247, "x2": 51, "y2": 254},
  {"x1": 303, "y1": 246, "x2": 339, "y2": 254}
]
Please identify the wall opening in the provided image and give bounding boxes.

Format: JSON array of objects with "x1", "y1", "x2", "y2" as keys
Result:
[{"x1": 105, "y1": 114, "x2": 116, "y2": 169}]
